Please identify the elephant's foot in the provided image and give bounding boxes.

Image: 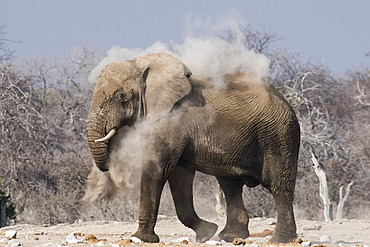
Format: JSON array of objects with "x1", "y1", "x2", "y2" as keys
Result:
[
  {"x1": 194, "y1": 221, "x2": 218, "y2": 243},
  {"x1": 269, "y1": 231, "x2": 297, "y2": 243},
  {"x1": 132, "y1": 230, "x2": 159, "y2": 243},
  {"x1": 218, "y1": 224, "x2": 249, "y2": 242}
]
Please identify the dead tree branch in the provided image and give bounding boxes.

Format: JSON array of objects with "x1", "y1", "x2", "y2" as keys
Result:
[
  {"x1": 311, "y1": 152, "x2": 333, "y2": 222},
  {"x1": 336, "y1": 181, "x2": 354, "y2": 220}
]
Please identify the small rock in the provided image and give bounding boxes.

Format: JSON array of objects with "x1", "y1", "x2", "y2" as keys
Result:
[
  {"x1": 205, "y1": 240, "x2": 222, "y2": 245},
  {"x1": 174, "y1": 237, "x2": 190, "y2": 244},
  {"x1": 85, "y1": 234, "x2": 99, "y2": 244},
  {"x1": 301, "y1": 241, "x2": 312, "y2": 247},
  {"x1": 6, "y1": 240, "x2": 22, "y2": 247},
  {"x1": 181, "y1": 239, "x2": 189, "y2": 244},
  {"x1": 117, "y1": 237, "x2": 142, "y2": 245},
  {"x1": 293, "y1": 238, "x2": 303, "y2": 244},
  {"x1": 319, "y1": 235, "x2": 332, "y2": 242},
  {"x1": 34, "y1": 237, "x2": 39, "y2": 240},
  {"x1": 232, "y1": 238, "x2": 246, "y2": 245},
  {"x1": 129, "y1": 237, "x2": 142, "y2": 243},
  {"x1": 5, "y1": 230, "x2": 17, "y2": 239},
  {"x1": 66, "y1": 231, "x2": 85, "y2": 244}
]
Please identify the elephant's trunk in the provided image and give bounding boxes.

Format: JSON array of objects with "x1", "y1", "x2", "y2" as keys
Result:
[{"x1": 87, "y1": 114, "x2": 110, "y2": 172}]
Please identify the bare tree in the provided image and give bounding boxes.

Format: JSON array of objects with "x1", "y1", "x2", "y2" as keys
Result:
[
  {"x1": 336, "y1": 181, "x2": 354, "y2": 220},
  {"x1": 0, "y1": 43, "x2": 105, "y2": 224},
  {"x1": 0, "y1": 25, "x2": 14, "y2": 63},
  {"x1": 352, "y1": 69, "x2": 370, "y2": 107},
  {"x1": 219, "y1": 26, "x2": 279, "y2": 56},
  {"x1": 311, "y1": 153, "x2": 333, "y2": 222}
]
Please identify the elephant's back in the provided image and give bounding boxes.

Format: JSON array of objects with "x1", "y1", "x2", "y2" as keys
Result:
[
  {"x1": 202, "y1": 77, "x2": 289, "y2": 121},
  {"x1": 203, "y1": 81, "x2": 298, "y2": 143},
  {"x1": 187, "y1": 75, "x2": 298, "y2": 165},
  {"x1": 181, "y1": 73, "x2": 299, "y2": 177},
  {"x1": 193, "y1": 72, "x2": 282, "y2": 115}
]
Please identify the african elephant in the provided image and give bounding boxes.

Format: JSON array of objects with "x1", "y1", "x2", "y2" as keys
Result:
[{"x1": 87, "y1": 53, "x2": 300, "y2": 243}]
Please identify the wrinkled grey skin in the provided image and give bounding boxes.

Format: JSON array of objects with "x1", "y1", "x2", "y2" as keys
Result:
[{"x1": 87, "y1": 53, "x2": 300, "y2": 243}]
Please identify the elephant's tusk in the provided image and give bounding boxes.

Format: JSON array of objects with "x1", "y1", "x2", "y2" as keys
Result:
[{"x1": 95, "y1": 129, "x2": 117, "y2": 142}]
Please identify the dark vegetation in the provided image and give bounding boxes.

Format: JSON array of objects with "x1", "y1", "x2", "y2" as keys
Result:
[{"x1": 0, "y1": 25, "x2": 369, "y2": 225}]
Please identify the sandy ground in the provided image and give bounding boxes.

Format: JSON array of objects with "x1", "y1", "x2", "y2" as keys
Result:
[{"x1": 0, "y1": 216, "x2": 369, "y2": 247}]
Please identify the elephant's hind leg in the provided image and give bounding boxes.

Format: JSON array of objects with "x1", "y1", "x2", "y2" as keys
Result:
[
  {"x1": 216, "y1": 177, "x2": 249, "y2": 242},
  {"x1": 269, "y1": 192, "x2": 296, "y2": 243},
  {"x1": 263, "y1": 154, "x2": 297, "y2": 243},
  {"x1": 169, "y1": 164, "x2": 218, "y2": 242}
]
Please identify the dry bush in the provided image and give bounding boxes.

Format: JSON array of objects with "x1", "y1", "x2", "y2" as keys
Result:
[{"x1": 0, "y1": 41, "x2": 104, "y2": 224}]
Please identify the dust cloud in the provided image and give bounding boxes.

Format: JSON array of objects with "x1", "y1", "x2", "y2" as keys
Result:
[
  {"x1": 89, "y1": 10, "x2": 270, "y2": 88},
  {"x1": 84, "y1": 120, "x2": 157, "y2": 201}
]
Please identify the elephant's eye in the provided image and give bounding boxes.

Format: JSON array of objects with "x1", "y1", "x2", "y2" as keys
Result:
[{"x1": 116, "y1": 93, "x2": 125, "y2": 102}]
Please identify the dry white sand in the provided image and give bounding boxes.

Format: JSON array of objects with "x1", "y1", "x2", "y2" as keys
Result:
[{"x1": 0, "y1": 216, "x2": 369, "y2": 246}]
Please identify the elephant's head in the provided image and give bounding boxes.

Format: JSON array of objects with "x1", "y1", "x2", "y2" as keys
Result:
[{"x1": 87, "y1": 53, "x2": 201, "y2": 172}]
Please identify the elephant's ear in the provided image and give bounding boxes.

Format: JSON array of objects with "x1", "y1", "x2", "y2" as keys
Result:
[{"x1": 133, "y1": 53, "x2": 192, "y2": 120}]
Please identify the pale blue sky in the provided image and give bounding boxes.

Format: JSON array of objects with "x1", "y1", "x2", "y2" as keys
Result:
[{"x1": 1, "y1": 0, "x2": 369, "y2": 74}]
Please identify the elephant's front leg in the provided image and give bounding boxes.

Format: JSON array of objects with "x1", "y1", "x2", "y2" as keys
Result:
[
  {"x1": 169, "y1": 164, "x2": 218, "y2": 242},
  {"x1": 132, "y1": 161, "x2": 166, "y2": 243}
]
